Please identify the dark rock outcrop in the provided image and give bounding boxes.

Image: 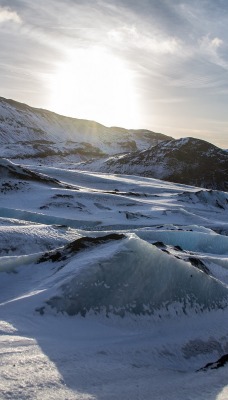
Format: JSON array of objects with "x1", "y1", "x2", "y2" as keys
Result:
[{"x1": 197, "y1": 354, "x2": 228, "y2": 371}]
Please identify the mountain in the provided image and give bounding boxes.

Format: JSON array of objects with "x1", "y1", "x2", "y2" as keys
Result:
[
  {"x1": 1, "y1": 96, "x2": 226, "y2": 191},
  {"x1": 96, "y1": 137, "x2": 228, "y2": 191},
  {"x1": 0, "y1": 97, "x2": 172, "y2": 160}
]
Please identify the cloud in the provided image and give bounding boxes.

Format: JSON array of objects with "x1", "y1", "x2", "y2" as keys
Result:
[
  {"x1": 211, "y1": 37, "x2": 223, "y2": 48},
  {"x1": 0, "y1": 6, "x2": 21, "y2": 24},
  {"x1": 198, "y1": 35, "x2": 228, "y2": 70},
  {"x1": 0, "y1": 0, "x2": 228, "y2": 147},
  {"x1": 108, "y1": 26, "x2": 181, "y2": 55},
  {"x1": 199, "y1": 35, "x2": 224, "y2": 52}
]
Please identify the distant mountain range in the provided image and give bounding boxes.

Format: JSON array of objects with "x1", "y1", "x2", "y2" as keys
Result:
[
  {"x1": 0, "y1": 97, "x2": 171, "y2": 160},
  {"x1": 94, "y1": 137, "x2": 228, "y2": 191},
  {"x1": 0, "y1": 96, "x2": 227, "y2": 191}
]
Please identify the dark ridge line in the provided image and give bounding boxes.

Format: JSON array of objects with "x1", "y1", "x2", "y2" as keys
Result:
[{"x1": 37, "y1": 233, "x2": 126, "y2": 263}]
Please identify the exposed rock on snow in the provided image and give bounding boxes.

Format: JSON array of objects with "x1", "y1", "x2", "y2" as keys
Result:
[
  {"x1": 197, "y1": 354, "x2": 228, "y2": 371},
  {"x1": 38, "y1": 233, "x2": 125, "y2": 263}
]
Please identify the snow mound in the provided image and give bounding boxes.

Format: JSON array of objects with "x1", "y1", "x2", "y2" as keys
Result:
[{"x1": 40, "y1": 235, "x2": 228, "y2": 317}]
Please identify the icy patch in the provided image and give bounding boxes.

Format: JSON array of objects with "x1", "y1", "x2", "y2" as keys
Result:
[
  {"x1": 0, "y1": 253, "x2": 41, "y2": 272},
  {"x1": 0, "y1": 207, "x2": 101, "y2": 229},
  {"x1": 136, "y1": 229, "x2": 228, "y2": 255}
]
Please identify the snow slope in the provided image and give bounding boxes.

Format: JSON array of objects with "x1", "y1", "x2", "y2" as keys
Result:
[
  {"x1": 0, "y1": 97, "x2": 171, "y2": 159},
  {"x1": 0, "y1": 159, "x2": 227, "y2": 399}
]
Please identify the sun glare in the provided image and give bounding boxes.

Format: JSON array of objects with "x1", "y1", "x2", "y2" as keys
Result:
[{"x1": 48, "y1": 47, "x2": 139, "y2": 128}]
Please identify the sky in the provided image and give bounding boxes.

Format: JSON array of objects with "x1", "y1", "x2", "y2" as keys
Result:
[{"x1": 0, "y1": 0, "x2": 228, "y2": 148}]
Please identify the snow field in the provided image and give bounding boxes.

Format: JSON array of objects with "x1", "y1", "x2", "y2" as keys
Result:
[{"x1": 0, "y1": 160, "x2": 227, "y2": 399}]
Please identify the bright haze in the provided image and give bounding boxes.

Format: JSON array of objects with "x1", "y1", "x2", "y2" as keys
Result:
[{"x1": 0, "y1": 0, "x2": 228, "y2": 148}]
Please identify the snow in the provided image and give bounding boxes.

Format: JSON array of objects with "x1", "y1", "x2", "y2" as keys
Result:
[
  {"x1": 0, "y1": 98, "x2": 169, "y2": 158},
  {"x1": 0, "y1": 158, "x2": 227, "y2": 399},
  {"x1": 0, "y1": 223, "x2": 81, "y2": 256}
]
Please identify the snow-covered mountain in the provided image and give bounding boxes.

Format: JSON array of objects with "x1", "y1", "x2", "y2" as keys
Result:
[
  {"x1": 1, "y1": 96, "x2": 226, "y2": 191},
  {"x1": 92, "y1": 137, "x2": 228, "y2": 191},
  {"x1": 0, "y1": 95, "x2": 227, "y2": 398},
  {"x1": 0, "y1": 97, "x2": 172, "y2": 159}
]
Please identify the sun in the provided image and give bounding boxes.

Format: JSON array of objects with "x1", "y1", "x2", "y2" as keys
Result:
[{"x1": 47, "y1": 47, "x2": 139, "y2": 128}]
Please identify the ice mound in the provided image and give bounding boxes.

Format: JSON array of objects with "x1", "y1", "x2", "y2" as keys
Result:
[
  {"x1": 136, "y1": 229, "x2": 228, "y2": 255},
  {"x1": 178, "y1": 189, "x2": 228, "y2": 210},
  {"x1": 41, "y1": 235, "x2": 228, "y2": 317}
]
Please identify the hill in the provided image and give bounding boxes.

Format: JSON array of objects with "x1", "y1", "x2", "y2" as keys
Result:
[
  {"x1": 96, "y1": 137, "x2": 228, "y2": 191},
  {"x1": 0, "y1": 97, "x2": 172, "y2": 160}
]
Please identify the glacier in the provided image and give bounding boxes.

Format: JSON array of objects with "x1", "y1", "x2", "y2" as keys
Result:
[{"x1": 0, "y1": 158, "x2": 227, "y2": 400}]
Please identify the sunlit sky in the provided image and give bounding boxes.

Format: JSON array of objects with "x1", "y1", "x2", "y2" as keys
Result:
[{"x1": 0, "y1": 0, "x2": 228, "y2": 148}]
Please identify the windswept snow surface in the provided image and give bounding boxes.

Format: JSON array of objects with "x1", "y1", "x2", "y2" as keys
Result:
[{"x1": 0, "y1": 159, "x2": 227, "y2": 400}]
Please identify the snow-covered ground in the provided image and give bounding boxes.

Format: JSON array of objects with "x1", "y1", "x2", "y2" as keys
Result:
[{"x1": 0, "y1": 159, "x2": 227, "y2": 399}]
